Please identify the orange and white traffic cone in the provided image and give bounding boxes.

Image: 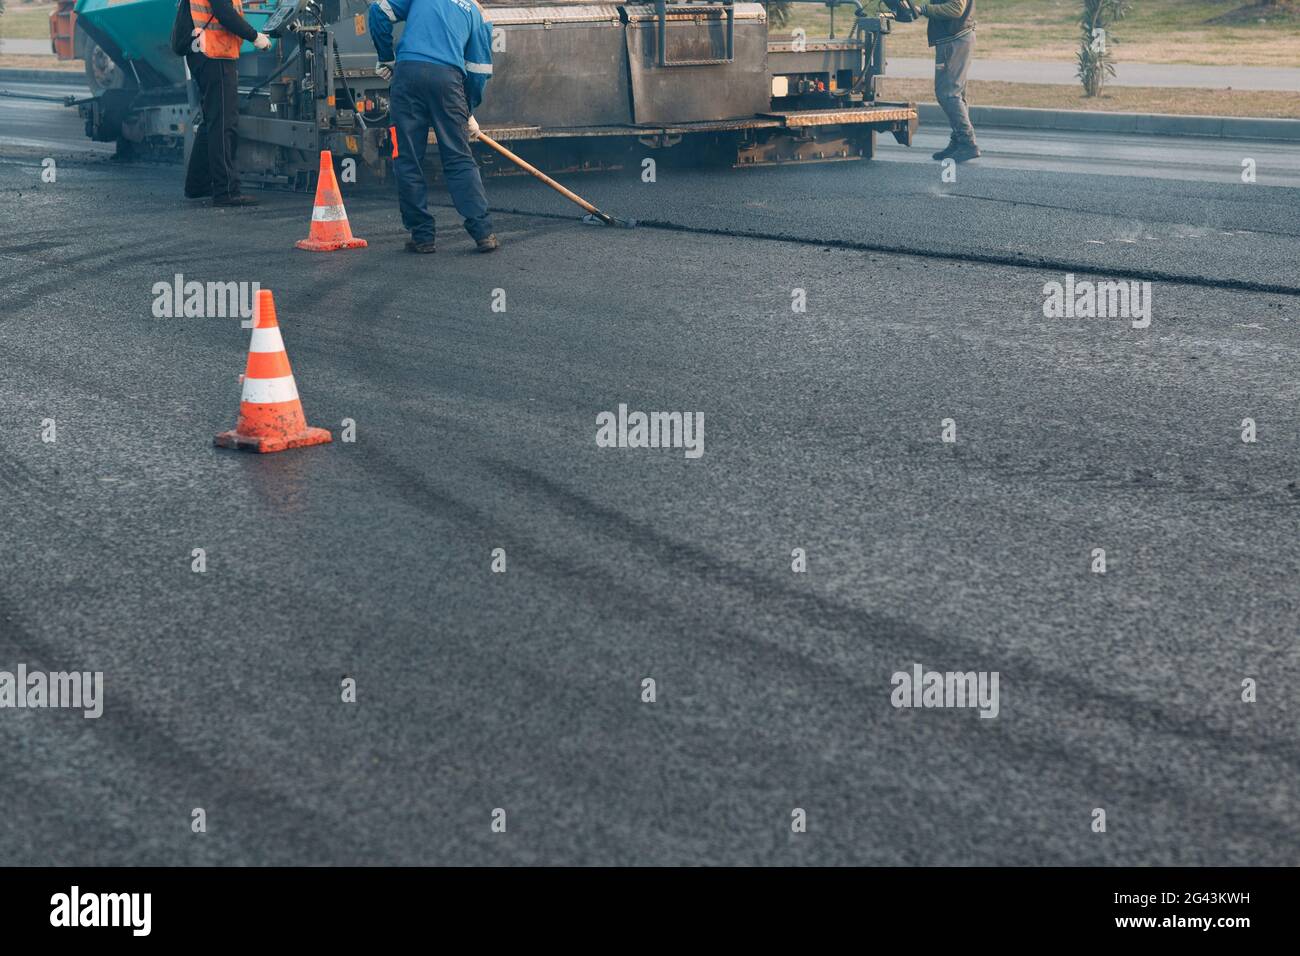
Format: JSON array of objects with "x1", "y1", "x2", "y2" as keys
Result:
[
  {"x1": 295, "y1": 150, "x2": 367, "y2": 252},
  {"x1": 214, "y1": 289, "x2": 333, "y2": 454}
]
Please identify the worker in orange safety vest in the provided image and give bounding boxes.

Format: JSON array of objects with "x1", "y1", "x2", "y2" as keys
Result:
[{"x1": 184, "y1": 0, "x2": 271, "y2": 205}]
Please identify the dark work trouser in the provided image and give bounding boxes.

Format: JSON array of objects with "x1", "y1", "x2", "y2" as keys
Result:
[
  {"x1": 185, "y1": 53, "x2": 241, "y2": 200},
  {"x1": 934, "y1": 31, "x2": 977, "y2": 147},
  {"x1": 390, "y1": 60, "x2": 494, "y2": 244}
]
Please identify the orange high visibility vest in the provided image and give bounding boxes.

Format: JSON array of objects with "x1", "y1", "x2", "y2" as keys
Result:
[{"x1": 190, "y1": 0, "x2": 244, "y2": 60}]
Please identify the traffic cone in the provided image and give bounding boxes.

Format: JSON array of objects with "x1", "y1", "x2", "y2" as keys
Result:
[
  {"x1": 295, "y1": 150, "x2": 367, "y2": 251},
  {"x1": 214, "y1": 289, "x2": 333, "y2": 454}
]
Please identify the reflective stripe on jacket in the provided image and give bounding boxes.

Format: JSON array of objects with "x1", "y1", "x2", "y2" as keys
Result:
[
  {"x1": 367, "y1": 0, "x2": 495, "y2": 111},
  {"x1": 191, "y1": 0, "x2": 244, "y2": 59}
]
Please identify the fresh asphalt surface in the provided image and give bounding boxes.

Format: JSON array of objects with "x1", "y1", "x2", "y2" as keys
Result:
[{"x1": 1, "y1": 91, "x2": 1299, "y2": 865}]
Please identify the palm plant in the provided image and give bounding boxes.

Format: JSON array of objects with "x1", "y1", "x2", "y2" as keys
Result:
[
  {"x1": 1077, "y1": 0, "x2": 1132, "y2": 97},
  {"x1": 766, "y1": 1, "x2": 794, "y2": 29}
]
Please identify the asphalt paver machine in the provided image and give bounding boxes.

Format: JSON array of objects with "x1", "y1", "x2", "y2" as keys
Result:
[{"x1": 68, "y1": 0, "x2": 918, "y2": 186}]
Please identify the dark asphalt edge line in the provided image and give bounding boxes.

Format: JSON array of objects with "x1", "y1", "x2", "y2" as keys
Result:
[
  {"x1": 485, "y1": 204, "x2": 1300, "y2": 299},
  {"x1": 2, "y1": 155, "x2": 1290, "y2": 298}
]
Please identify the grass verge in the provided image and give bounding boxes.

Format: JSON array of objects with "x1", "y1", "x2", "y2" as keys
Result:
[
  {"x1": 786, "y1": 0, "x2": 1300, "y2": 66},
  {"x1": 0, "y1": 3, "x2": 59, "y2": 42}
]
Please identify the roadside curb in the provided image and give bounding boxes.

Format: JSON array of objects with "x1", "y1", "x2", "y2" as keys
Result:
[
  {"x1": 0, "y1": 68, "x2": 85, "y2": 86},
  {"x1": 917, "y1": 103, "x2": 1300, "y2": 142}
]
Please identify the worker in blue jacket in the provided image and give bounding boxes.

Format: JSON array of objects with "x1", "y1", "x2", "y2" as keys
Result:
[{"x1": 368, "y1": 0, "x2": 498, "y2": 253}]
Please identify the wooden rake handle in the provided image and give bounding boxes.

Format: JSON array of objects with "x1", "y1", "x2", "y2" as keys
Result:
[{"x1": 475, "y1": 132, "x2": 613, "y2": 225}]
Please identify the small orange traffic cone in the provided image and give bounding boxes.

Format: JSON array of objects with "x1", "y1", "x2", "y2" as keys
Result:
[
  {"x1": 214, "y1": 289, "x2": 333, "y2": 454},
  {"x1": 295, "y1": 150, "x2": 367, "y2": 252}
]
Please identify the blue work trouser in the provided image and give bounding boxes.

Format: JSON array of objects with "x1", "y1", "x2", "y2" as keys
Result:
[{"x1": 390, "y1": 61, "x2": 494, "y2": 243}]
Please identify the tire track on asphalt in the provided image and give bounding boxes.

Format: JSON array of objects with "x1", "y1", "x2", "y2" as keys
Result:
[
  {"x1": 0, "y1": 475, "x2": 377, "y2": 866},
  {"x1": 0, "y1": 238, "x2": 206, "y2": 316},
  {"x1": 482, "y1": 458, "x2": 1300, "y2": 775},
  {"x1": 0, "y1": 445, "x2": 154, "y2": 560},
  {"x1": 919, "y1": 443, "x2": 1300, "y2": 511},
  {"x1": 347, "y1": 443, "x2": 1300, "y2": 856}
]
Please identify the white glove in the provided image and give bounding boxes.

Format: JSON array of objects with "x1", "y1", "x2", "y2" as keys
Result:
[
  {"x1": 466, "y1": 115, "x2": 480, "y2": 140},
  {"x1": 253, "y1": 32, "x2": 272, "y2": 50},
  {"x1": 376, "y1": 61, "x2": 394, "y2": 81}
]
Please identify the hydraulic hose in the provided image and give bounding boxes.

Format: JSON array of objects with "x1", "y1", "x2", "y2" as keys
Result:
[{"x1": 241, "y1": 43, "x2": 302, "y2": 107}]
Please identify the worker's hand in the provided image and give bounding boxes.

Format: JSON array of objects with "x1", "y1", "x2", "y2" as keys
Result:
[
  {"x1": 253, "y1": 32, "x2": 272, "y2": 50},
  {"x1": 376, "y1": 61, "x2": 394, "y2": 81},
  {"x1": 466, "y1": 115, "x2": 481, "y2": 141}
]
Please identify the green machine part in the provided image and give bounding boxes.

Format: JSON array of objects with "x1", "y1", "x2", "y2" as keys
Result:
[{"x1": 73, "y1": 0, "x2": 277, "y2": 89}]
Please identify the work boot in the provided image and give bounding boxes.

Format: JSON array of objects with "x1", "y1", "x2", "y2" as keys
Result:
[
  {"x1": 950, "y1": 143, "x2": 982, "y2": 163},
  {"x1": 185, "y1": 187, "x2": 212, "y2": 200},
  {"x1": 405, "y1": 239, "x2": 437, "y2": 254},
  {"x1": 932, "y1": 139, "x2": 959, "y2": 161},
  {"x1": 476, "y1": 234, "x2": 500, "y2": 253},
  {"x1": 212, "y1": 195, "x2": 259, "y2": 207}
]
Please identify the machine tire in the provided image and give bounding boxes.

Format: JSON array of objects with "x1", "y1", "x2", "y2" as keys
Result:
[{"x1": 81, "y1": 33, "x2": 130, "y2": 96}]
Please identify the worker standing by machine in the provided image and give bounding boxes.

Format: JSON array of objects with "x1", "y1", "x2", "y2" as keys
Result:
[
  {"x1": 368, "y1": 0, "x2": 499, "y2": 253},
  {"x1": 913, "y1": 0, "x2": 980, "y2": 163},
  {"x1": 184, "y1": 0, "x2": 272, "y2": 204}
]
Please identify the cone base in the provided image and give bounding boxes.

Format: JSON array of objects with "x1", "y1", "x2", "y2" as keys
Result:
[
  {"x1": 295, "y1": 237, "x2": 368, "y2": 252},
  {"x1": 215, "y1": 426, "x2": 333, "y2": 454}
]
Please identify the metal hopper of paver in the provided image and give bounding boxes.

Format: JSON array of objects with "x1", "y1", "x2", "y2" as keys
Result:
[{"x1": 60, "y1": 0, "x2": 918, "y2": 185}]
